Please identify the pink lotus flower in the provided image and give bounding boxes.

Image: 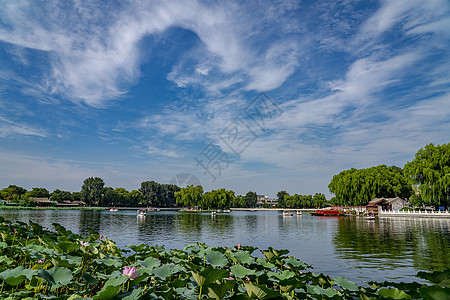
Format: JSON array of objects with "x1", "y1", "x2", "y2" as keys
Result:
[
  {"x1": 79, "y1": 241, "x2": 90, "y2": 246},
  {"x1": 99, "y1": 235, "x2": 104, "y2": 239},
  {"x1": 238, "y1": 243, "x2": 241, "y2": 249},
  {"x1": 38, "y1": 260, "x2": 45, "y2": 264},
  {"x1": 122, "y1": 266, "x2": 139, "y2": 280},
  {"x1": 245, "y1": 276, "x2": 250, "y2": 281},
  {"x1": 225, "y1": 277, "x2": 234, "y2": 280}
]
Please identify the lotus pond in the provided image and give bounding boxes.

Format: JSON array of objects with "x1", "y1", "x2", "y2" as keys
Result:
[{"x1": 0, "y1": 216, "x2": 449, "y2": 299}]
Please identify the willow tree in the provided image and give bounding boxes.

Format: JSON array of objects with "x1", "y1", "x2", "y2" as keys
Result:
[
  {"x1": 328, "y1": 165, "x2": 412, "y2": 206},
  {"x1": 175, "y1": 185, "x2": 203, "y2": 208},
  {"x1": 404, "y1": 143, "x2": 450, "y2": 208}
]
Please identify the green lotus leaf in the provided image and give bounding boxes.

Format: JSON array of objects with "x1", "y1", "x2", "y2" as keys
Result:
[
  {"x1": 283, "y1": 257, "x2": 310, "y2": 270},
  {"x1": 416, "y1": 269, "x2": 450, "y2": 285},
  {"x1": 234, "y1": 251, "x2": 255, "y2": 265},
  {"x1": 38, "y1": 266, "x2": 73, "y2": 286},
  {"x1": 207, "y1": 281, "x2": 235, "y2": 300},
  {"x1": 52, "y1": 255, "x2": 82, "y2": 267},
  {"x1": 262, "y1": 247, "x2": 289, "y2": 260},
  {"x1": 244, "y1": 282, "x2": 279, "y2": 299},
  {"x1": 205, "y1": 251, "x2": 228, "y2": 268},
  {"x1": 0, "y1": 266, "x2": 37, "y2": 286},
  {"x1": 192, "y1": 267, "x2": 229, "y2": 287},
  {"x1": 141, "y1": 256, "x2": 161, "y2": 268},
  {"x1": 104, "y1": 274, "x2": 129, "y2": 287},
  {"x1": 176, "y1": 286, "x2": 198, "y2": 299},
  {"x1": 418, "y1": 285, "x2": 450, "y2": 300},
  {"x1": 56, "y1": 241, "x2": 79, "y2": 253},
  {"x1": 377, "y1": 288, "x2": 411, "y2": 299},
  {"x1": 0, "y1": 255, "x2": 13, "y2": 265},
  {"x1": 169, "y1": 278, "x2": 189, "y2": 288},
  {"x1": 93, "y1": 284, "x2": 121, "y2": 300},
  {"x1": 82, "y1": 272, "x2": 99, "y2": 285},
  {"x1": 306, "y1": 285, "x2": 338, "y2": 297},
  {"x1": 94, "y1": 258, "x2": 122, "y2": 268},
  {"x1": 256, "y1": 257, "x2": 275, "y2": 269},
  {"x1": 333, "y1": 276, "x2": 359, "y2": 291},
  {"x1": 122, "y1": 287, "x2": 143, "y2": 300},
  {"x1": 153, "y1": 263, "x2": 177, "y2": 280},
  {"x1": 230, "y1": 264, "x2": 256, "y2": 278}
]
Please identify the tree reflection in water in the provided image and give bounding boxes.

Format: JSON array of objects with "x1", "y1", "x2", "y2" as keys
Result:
[{"x1": 333, "y1": 217, "x2": 450, "y2": 272}]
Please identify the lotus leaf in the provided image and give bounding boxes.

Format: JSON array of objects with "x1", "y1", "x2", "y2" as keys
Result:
[
  {"x1": 418, "y1": 285, "x2": 450, "y2": 299},
  {"x1": 230, "y1": 264, "x2": 256, "y2": 278},
  {"x1": 122, "y1": 287, "x2": 143, "y2": 300},
  {"x1": 38, "y1": 266, "x2": 73, "y2": 286},
  {"x1": 256, "y1": 257, "x2": 275, "y2": 269},
  {"x1": 377, "y1": 288, "x2": 411, "y2": 299},
  {"x1": 244, "y1": 282, "x2": 280, "y2": 299},
  {"x1": 207, "y1": 281, "x2": 235, "y2": 300},
  {"x1": 333, "y1": 276, "x2": 359, "y2": 292},
  {"x1": 94, "y1": 258, "x2": 122, "y2": 268},
  {"x1": 417, "y1": 269, "x2": 450, "y2": 285},
  {"x1": 0, "y1": 266, "x2": 37, "y2": 286},
  {"x1": 82, "y1": 272, "x2": 99, "y2": 285},
  {"x1": 192, "y1": 267, "x2": 229, "y2": 287},
  {"x1": 233, "y1": 251, "x2": 255, "y2": 265},
  {"x1": 268, "y1": 270, "x2": 295, "y2": 281},
  {"x1": 141, "y1": 256, "x2": 161, "y2": 268},
  {"x1": 205, "y1": 251, "x2": 229, "y2": 267},
  {"x1": 153, "y1": 263, "x2": 177, "y2": 280}
]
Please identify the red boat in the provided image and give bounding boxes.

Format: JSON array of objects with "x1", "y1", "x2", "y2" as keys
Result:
[{"x1": 312, "y1": 209, "x2": 342, "y2": 216}]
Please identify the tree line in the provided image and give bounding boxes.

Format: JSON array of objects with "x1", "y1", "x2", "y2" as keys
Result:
[
  {"x1": 327, "y1": 143, "x2": 449, "y2": 208},
  {"x1": 1, "y1": 143, "x2": 448, "y2": 209}
]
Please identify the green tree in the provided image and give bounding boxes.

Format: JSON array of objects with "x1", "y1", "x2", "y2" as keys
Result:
[
  {"x1": 404, "y1": 143, "x2": 450, "y2": 208},
  {"x1": 71, "y1": 191, "x2": 82, "y2": 202},
  {"x1": 130, "y1": 190, "x2": 143, "y2": 206},
  {"x1": 24, "y1": 187, "x2": 50, "y2": 199},
  {"x1": 277, "y1": 191, "x2": 288, "y2": 208},
  {"x1": 244, "y1": 191, "x2": 257, "y2": 208},
  {"x1": 50, "y1": 189, "x2": 71, "y2": 202},
  {"x1": 0, "y1": 185, "x2": 27, "y2": 201},
  {"x1": 312, "y1": 193, "x2": 327, "y2": 208},
  {"x1": 139, "y1": 181, "x2": 160, "y2": 206},
  {"x1": 81, "y1": 177, "x2": 105, "y2": 206},
  {"x1": 101, "y1": 187, "x2": 120, "y2": 207},
  {"x1": 202, "y1": 188, "x2": 235, "y2": 209},
  {"x1": 175, "y1": 185, "x2": 203, "y2": 208},
  {"x1": 328, "y1": 165, "x2": 412, "y2": 206}
]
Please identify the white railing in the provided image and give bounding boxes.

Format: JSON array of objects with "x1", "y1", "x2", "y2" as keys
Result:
[{"x1": 380, "y1": 209, "x2": 450, "y2": 215}]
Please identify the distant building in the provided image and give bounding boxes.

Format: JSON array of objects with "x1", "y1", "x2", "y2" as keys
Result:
[
  {"x1": 256, "y1": 195, "x2": 278, "y2": 207},
  {"x1": 367, "y1": 197, "x2": 407, "y2": 214}
]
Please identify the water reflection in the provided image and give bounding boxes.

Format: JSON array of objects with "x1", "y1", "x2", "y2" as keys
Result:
[{"x1": 333, "y1": 217, "x2": 450, "y2": 272}]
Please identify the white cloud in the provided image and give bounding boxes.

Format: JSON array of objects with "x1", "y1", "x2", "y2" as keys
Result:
[{"x1": 0, "y1": 116, "x2": 47, "y2": 138}]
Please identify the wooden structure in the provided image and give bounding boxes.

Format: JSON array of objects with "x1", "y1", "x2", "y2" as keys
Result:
[{"x1": 366, "y1": 197, "x2": 407, "y2": 215}]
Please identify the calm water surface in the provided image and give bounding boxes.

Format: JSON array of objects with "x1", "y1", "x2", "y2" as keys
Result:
[{"x1": 1, "y1": 209, "x2": 449, "y2": 284}]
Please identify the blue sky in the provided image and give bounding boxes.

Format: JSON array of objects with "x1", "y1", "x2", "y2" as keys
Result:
[{"x1": 0, "y1": 0, "x2": 449, "y2": 198}]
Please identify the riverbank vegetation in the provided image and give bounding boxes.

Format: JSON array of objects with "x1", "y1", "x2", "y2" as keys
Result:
[
  {"x1": 0, "y1": 217, "x2": 448, "y2": 299},
  {"x1": 1, "y1": 143, "x2": 448, "y2": 210}
]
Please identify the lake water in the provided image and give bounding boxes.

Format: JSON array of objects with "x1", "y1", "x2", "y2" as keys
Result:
[{"x1": 1, "y1": 209, "x2": 449, "y2": 284}]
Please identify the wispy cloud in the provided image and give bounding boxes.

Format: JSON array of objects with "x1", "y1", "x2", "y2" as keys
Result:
[
  {"x1": 0, "y1": 116, "x2": 47, "y2": 138},
  {"x1": 0, "y1": 0, "x2": 306, "y2": 106}
]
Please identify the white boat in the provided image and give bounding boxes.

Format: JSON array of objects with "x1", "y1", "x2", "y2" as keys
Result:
[
  {"x1": 297, "y1": 211, "x2": 302, "y2": 215},
  {"x1": 283, "y1": 211, "x2": 293, "y2": 216},
  {"x1": 366, "y1": 213, "x2": 375, "y2": 220},
  {"x1": 211, "y1": 211, "x2": 217, "y2": 215},
  {"x1": 109, "y1": 207, "x2": 119, "y2": 212},
  {"x1": 137, "y1": 209, "x2": 146, "y2": 216}
]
